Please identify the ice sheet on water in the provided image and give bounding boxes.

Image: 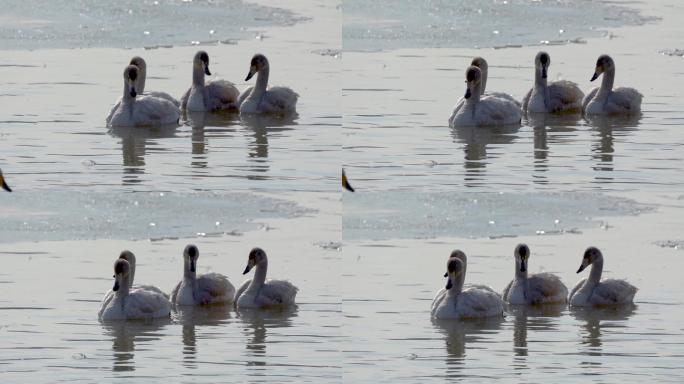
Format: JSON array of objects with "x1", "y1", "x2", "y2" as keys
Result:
[
  {"x1": 0, "y1": 191, "x2": 312, "y2": 243},
  {"x1": 0, "y1": 0, "x2": 306, "y2": 50},
  {"x1": 343, "y1": 191, "x2": 649, "y2": 241}
]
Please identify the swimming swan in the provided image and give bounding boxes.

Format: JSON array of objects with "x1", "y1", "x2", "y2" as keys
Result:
[
  {"x1": 522, "y1": 52, "x2": 584, "y2": 114},
  {"x1": 582, "y1": 55, "x2": 642, "y2": 115},
  {"x1": 0, "y1": 169, "x2": 11, "y2": 192},
  {"x1": 107, "y1": 65, "x2": 180, "y2": 127},
  {"x1": 449, "y1": 66, "x2": 522, "y2": 127},
  {"x1": 471, "y1": 57, "x2": 521, "y2": 107},
  {"x1": 98, "y1": 259, "x2": 171, "y2": 320},
  {"x1": 235, "y1": 247, "x2": 298, "y2": 309},
  {"x1": 129, "y1": 56, "x2": 180, "y2": 107},
  {"x1": 171, "y1": 244, "x2": 236, "y2": 306},
  {"x1": 239, "y1": 54, "x2": 299, "y2": 115},
  {"x1": 431, "y1": 257, "x2": 504, "y2": 319},
  {"x1": 180, "y1": 51, "x2": 240, "y2": 112},
  {"x1": 569, "y1": 247, "x2": 638, "y2": 306},
  {"x1": 502, "y1": 244, "x2": 568, "y2": 305}
]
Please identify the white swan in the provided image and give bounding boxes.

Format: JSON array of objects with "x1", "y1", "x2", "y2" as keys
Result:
[
  {"x1": 235, "y1": 247, "x2": 298, "y2": 309},
  {"x1": 449, "y1": 66, "x2": 521, "y2": 127},
  {"x1": 522, "y1": 52, "x2": 585, "y2": 114},
  {"x1": 128, "y1": 56, "x2": 180, "y2": 107},
  {"x1": 107, "y1": 65, "x2": 180, "y2": 127},
  {"x1": 101, "y1": 250, "x2": 169, "y2": 310},
  {"x1": 239, "y1": 54, "x2": 299, "y2": 115},
  {"x1": 98, "y1": 259, "x2": 171, "y2": 320},
  {"x1": 502, "y1": 244, "x2": 568, "y2": 305},
  {"x1": 569, "y1": 247, "x2": 638, "y2": 306},
  {"x1": 582, "y1": 55, "x2": 643, "y2": 115},
  {"x1": 171, "y1": 244, "x2": 236, "y2": 306},
  {"x1": 431, "y1": 257, "x2": 504, "y2": 319},
  {"x1": 180, "y1": 51, "x2": 240, "y2": 112},
  {"x1": 0, "y1": 169, "x2": 11, "y2": 192},
  {"x1": 471, "y1": 57, "x2": 521, "y2": 107}
]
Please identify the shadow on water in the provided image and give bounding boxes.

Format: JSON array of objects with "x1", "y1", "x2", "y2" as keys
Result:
[
  {"x1": 571, "y1": 305, "x2": 636, "y2": 363},
  {"x1": 506, "y1": 304, "x2": 565, "y2": 371},
  {"x1": 183, "y1": 111, "x2": 240, "y2": 169},
  {"x1": 101, "y1": 318, "x2": 171, "y2": 372},
  {"x1": 236, "y1": 307, "x2": 298, "y2": 366},
  {"x1": 108, "y1": 124, "x2": 180, "y2": 185},
  {"x1": 432, "y1": 316, "x2": 504, "y2": 378},
  {"x1": 174, "y1": 304, "x2": 233, "y2": 369},
  {"x1": 584, "y1": 114, "x2": 641, "y2": 176},
  {"x1": 526, "y1": 113, "x2": 582, "y2": 184},
  {"x1": 450, "y1": 124, "x2": 520, "y2": 187},
  {"x1": 240, "y1": 114, "x2": 298, "y2": 176}
]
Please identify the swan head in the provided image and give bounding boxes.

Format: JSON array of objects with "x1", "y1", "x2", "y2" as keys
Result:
[
  {"x1": 118, "y1": 250, "x2": 136, "y2": 265},
  {"x1": 470, "y1": 57, "x2": 488, "y2": 74},
  {"x1": 194, "y1": 51, "x2": 211, "y2": 76},
  {"x1": 243, "y1": 247, "x2": 267, "y2": 274},
  {"x1": 591, "y1": 54, "x2": 614, "y2": 82},
  {"x1": 124, "y1": 65, "x2": 139, "y2": 97},
  {"x1": 112, "y1": 259, "x2": 131, "y2": 292},
  {"x1": 463, "y1": 66, "x2": 482, "y2": 99},
  {"x1": 535, "y1": 52, "x2": 550, "y2": 80},
  {"x1": 577, "y1": 246, "x2": 603, "y2": 273},
  {"x1": 445, "y1": 257, "x2": 464, "y2": 290},
  {"x1": 0, "y1": 169, "x2": 11, "y2": 192},
  {"x1": 183, "y1": 244, "x2": 199, "y2": 273},
  {"x1": 129, "y1": 56, "x2": 147, "y2": 73},
  {"x1": 245, "y1": 54, "x2": 269, "y2": 81},
  {"x1": 514, "y1": 243, "x2": 530, "y2": 273},
  {"x1": 444, "y1": 249, "x2": 466, "y2": 277}
]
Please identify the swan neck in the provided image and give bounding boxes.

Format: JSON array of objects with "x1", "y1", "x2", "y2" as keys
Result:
[
  {"x1": 249, "y1": 260, "x2": 268, "y2": 290},
  {"x1": 588, "y1": 258, "x2": 603, "y2": 285},
  {"x1": 116, "y1": 277, "x2": 130, "y2": 297},
  {"x1": 600, "y1": 68, "x2": 615, "y2": 94},
  {"x1": 515, "y1": 259, "x2": 528, "y2": 280},
  {"x1": 128, "y1": 264, "x2": 135, "y2": 288},
  {"x1": 480, "y1": 71, "x2": 488, "y2": 95},
  {"x1": 534, "y1": 67, "x2": 547, "y2": 89},
  {"x1": 138, "y1": 68, "x2": 146, "y2": 94},
  {"x1": 465, "y1": 83, "x2": 482, "y2": 106},
  {"x1": 252, "y1": 65, "x2": 270, "y2": 98},
  {"x1": 122, "y1": 82, "x2": 133, "y2": 102},
  {"x1": 184, "y1": 260, "x2": 196, "y2": 279},
  {"x1": 448, "y1": 271, "x2": 465, "y2": 297},
  {"x1": 193, "y1": 65, "x2": 205, "y2": 87}
]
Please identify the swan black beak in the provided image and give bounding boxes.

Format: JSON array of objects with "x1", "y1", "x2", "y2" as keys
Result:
[
  {"x1": 1, "y1": 177, "x2": 11, "y2": 192},
  {"x1": 464, "y1": 87, "x2": 471, "y2": 99},
  {"x1": 443, "y1": 272, "x2": 448, "y2": 278},
  {"x1": 520, "y1": 260, "x2": 527, "y2": 273},
  {"x1": 243, "y1": 264, "x2": 252, "y2": 275},
  {"x1": 576, "y1": 264, "x2": 586, "y2": 273},
  {"x1": 245, "y1": 72, "x2": 254, "y2": 81},
  {"x1": 590, "y1": 72, "x2": 599, "y2": 82},
  {"x1": 542, "y1": 67, "x2": 547, "y2": 80},
  {"x1": 190, "y1": 260, "x2": 196, "y2": 273},
  {"x1": 204, "y1": 64, "x2": 211, "y2": 76},
  {"x1": 130, "y1": 87, "x2": 137, "y2": 98},
  {"x1": 342, "y1": 169, "x2": 354, "y2": 192},
  {"x1": 445, "y1": 276, "x2": 453, "y2": 290},
  {"x1": 113, "y1": 279, "x2": 120, "y2": 291}
]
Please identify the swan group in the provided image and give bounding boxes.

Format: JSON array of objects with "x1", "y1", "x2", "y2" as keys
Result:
[
  {"x1": 99, "y1": 245, "x2": 298, "y2": 321},
  {"x1": 449, "y1": 52, "x2": 642, "y2": 127},
  {"x1": 107, "y1": 51, "x2": 298, "y2": 127},
  {"x1": 432, "y1": 245, "x2": 637, "y2": 320}
]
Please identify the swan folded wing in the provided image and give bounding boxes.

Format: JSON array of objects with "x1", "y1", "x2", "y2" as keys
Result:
[
  {"x1": 458, "y1": 288, "x2": 504, "y2": 318},
  {"x1": 205, "y1": 80, "x2": 240, "y2": 110},
  {"x1": 170, "y1": 280, "x2": 183, "y2": 303},
  {"x1": 568, "y1": 278, "x2": 587, "y2": 302},
  {"x1": 548, "y1": 80, "x2": 584, "y2": 112},
  {"x1": 528, "y1": 273, "x2": 568, "y2": 304},
  {"x1": 126, "y1": 288, "x2": 171, "y2": 319},
  {"x1": 234, "y1": 279, "x2": 251, "y2": 304},
  {"x1": 476, "y1": 96, "x2": 521, "y2": 125},
  {"x1": 237, "y1": 86, "x2": 254, "y2": 108},
  {"x1": 134, "y1": 284, "x2": 170, "y2": 300},
  {"x1": 106, "y1": 99, "x2": 122, "y2": 126},
  {"x1": 260, "y1": 279, "x2": 298, "y2": 306},
  {"x1": 448, "y1": 98, "x2": 465, "y2": 126},
  {"x1": 145, "y1": 91, "x2": 180, "y2": 108},
  {"x1": 99, "y1": 290, "x2": 115, "y2": 318},
  {"x1": 502, "y1": 280, "x2": 514, "y2": 301},
  {"x1": 591, "y1": 279, "x2": 637, "y2": 305},
  {"x1": 431, "y1": 288, "x2": 447, "y2": 313},
  {"x1": 521, "y1": 89, "x2": 533, "y2": 112},
  {"x1": 487, "y1": 91, "x2": 521, "y2": 108},
  {"x1": 134, "y1": 95, "x2": 180, "y2": 126},
  {"x1": 196, "y1": 273, "x2": 236, "y2": 304},
  {"x1": 261, "y1": 86, "x2": 299, "y2": 113},
  {"x1": 606, "y1": 87, "x2": 642, "y2": 114},
  {"x1": 582, "y1": 87, "x2": 599, "y2": 111}
]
